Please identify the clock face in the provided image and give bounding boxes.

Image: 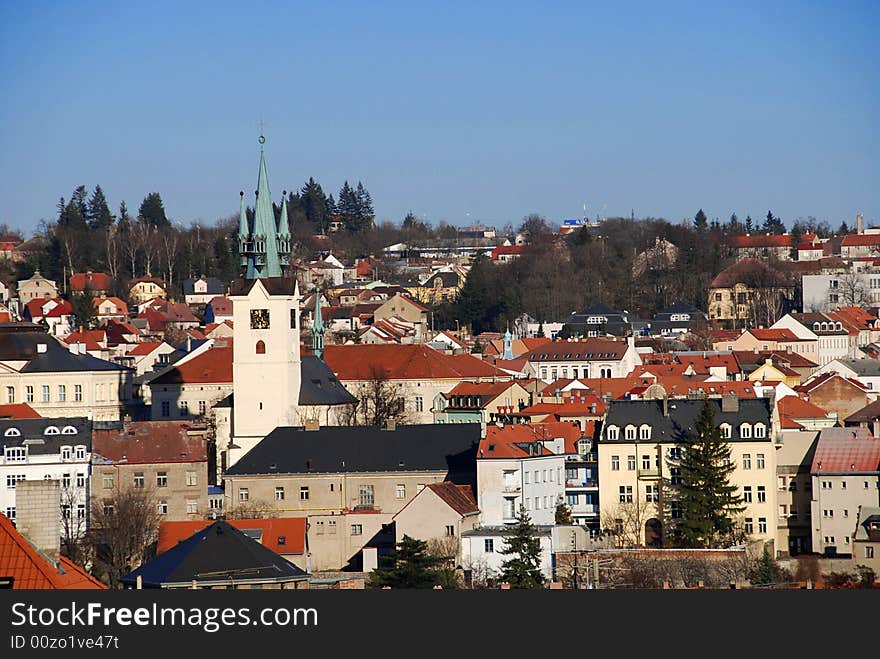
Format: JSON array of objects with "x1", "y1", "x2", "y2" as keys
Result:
[{"x1": 250, "y1": 308, "x2": 270, "y2": 329}]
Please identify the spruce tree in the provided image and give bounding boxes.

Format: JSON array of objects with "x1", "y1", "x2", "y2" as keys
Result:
[
  {"x1": 668, "y1": 398, "x2": 745, "y2": 548},
  {"x1": 367, "y1": 535, "x2": 441, "y2": 589},
  {"x1": 728, "y1": 213, "x2": 741, "y2": 234},
  {"x1": 139, "y1": 192, "x2": 169, "y2": 228},
  {"x1": 338, "y1": 181, "x2": 358, "y2": 230},
  {"x1": 499, "y1": 506, "x2": 546, "y2": 589},
  {"x1": 693, "y1": 209, "x2": 708, "y2": 232},
  {"x1": 71, "y1": 287, "x2": 98, "y2": 330},
  {"x1": 300, "y1": 178, "x2": 327, "y2": 230},
  {"x1": 87, "y1": 185, "x2": 115, "y2": 230},
  {"x1": 744, "y1": 215, "x2": 754, "y2": 233},
  {"x1": 355, "y1": 181, "x2": 374, "y2": 231}
]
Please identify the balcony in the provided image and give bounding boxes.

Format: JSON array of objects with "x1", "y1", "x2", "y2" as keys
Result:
[
  {"x1": 566, "y1": 478, "x2": 598, "y2": 489},
  {"x1": 502, "y1": 483, "x2": 521, "y2": 494},
  {"x1": 570, "y1": 503, "x2": 599, "y2": 515},
  {"x1": 637, "y1": 468, "x2": 661, "y2": 479}
]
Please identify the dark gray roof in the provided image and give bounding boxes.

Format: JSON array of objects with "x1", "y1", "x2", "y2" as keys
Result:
[
  {"x1": 0, "y1": 324, "x2": 129, "y2": 373},
  {"x1": 229, "y1": 277, "x2": 297, "y2": 297},
  {"x1": 182, "y1": 277, "x2": 225, "y2": 296},
  {"x1": 651, "y1": 302, "x2": 708, "y2": 329},
  {"x1": 225, "y1": 423, "x2": 481, "y2": 480},
  {"x1": 461, "y1": 525, "x2": 553, "y2": 537},
  {"x1": 299, "y1": 355, "x2": 357, "y2": 406},
  {"x1": 601, "y1": 397, "x2": 772, "y2": 444},
  {"x1": 558, "y1": 303, "x2": 632, "y2": 338},
  {"x1": 119, "y1": 520, "x2": 308, "y2": 588},
  {"x1": 0, "y1": 418, "x2": 92, "y2": 454}
]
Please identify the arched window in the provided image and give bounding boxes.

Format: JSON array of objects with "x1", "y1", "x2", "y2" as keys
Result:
[
  {"x1": 754, "y1": 423, "x2": 766, "y2": 438},
  {"x1": 720, "y1": 423, "x2": 732, "y2": 439},
  {"x1": 625, "y1": 425, "x2": 636, "y2": 440},
  {"x1": 255, "y1": 340, "x2": 266, "y2": 355},
  {"x1": 44, "y1": 426, "x2": 60, "y2": 435},
  {"x1": 4, "y1": 428, "x2": 20, "y2": 437},
  {"x1": 61, "y1": 426, "x2": 77, "y2": 435},
  {"x1": 606, "y1": 426, "x2": 619, "y2": 440},
  {"x1": 740, "y1": 423, "x2": 752, "y2": 439},
  {"x1": 639, "y1": 425, "x2": 651, "y2": 440}
]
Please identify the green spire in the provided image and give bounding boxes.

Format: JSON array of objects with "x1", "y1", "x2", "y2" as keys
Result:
[
  {"x1": 312, "y1": 287, "x2": 325, "y2": 360},
  {"x1": 252, "y1": 136, "x2": 282, "y2": 278},
  {"x1": 278, "y1": 193, "x2": 290, "y2": 240}
]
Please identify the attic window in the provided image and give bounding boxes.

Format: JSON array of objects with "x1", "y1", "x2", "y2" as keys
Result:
[
  {"x1": 4, "y1": 428, "x2": 21, "y2": 437},
  {"x1": 488, "y1": 444, "x2": 495, "y2": 452},
  {"x1": 44, "y1": 426, "x2": 60, "y2": 435},
  {"x1": 277, "y1": 536, "x2": 286, "y2": 546}
]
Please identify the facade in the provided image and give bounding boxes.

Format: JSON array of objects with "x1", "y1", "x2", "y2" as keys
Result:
[
  {"x1": 771, "y1": 313, "x2": 852, "y2": 365},
  {"x1": 774, "y1": 430, "x2": 819, "y2": 556},
  {"x1": 707, "y1": 258, "x2": 793, "y2": 328},
  {"x1": 795, "y1": 373, "x2": 870, "y2": 422},
  {"x1": 92, "y1": 421, "x2": 210, "y2": 522},
  {"x1": 433, "y1": 380, "x2": 530, "y2": 424},
  {"x1": 0, "y1": 418, "x2": 92, "y2": 537},
  {"x1": 852, "y1": 506, "x2": 880, "y2": 574},
  {"x1": 809, "y1": 428, "x2": 880, "y2": 556},
  {"x1": 128, "y1": 277, "x2": 167, "y2": 305},
  {"x1": 460, "y1": 526, "x2": 554, "y2": 582},
  {"x1": 392, "y1": 482, "x2": 479, "y2": 554},
  {"x1": 16, "y1": 271, "x2": 58, "y2": 302},
  {"x1": 69, "y1": 272, "x2": 111, "y2": 297},
  {"x1": 148, "y1": 343, "x2": 234, "y2": 421},
  {"x1": 650, "y1": 302, "x2": 707, "y2": 336},
  {"x1": 524, "y1": 335, "x2": 641, "y2": 383},
  {"x1": 373, "y1": 293, "x2": 429, "y2": 340},
  {"x1": 557, "y1": 303, "x2": 634, "y2": 338},
  {"x1": 598, "y1": 395, "x2": 777, "y2": 547},
  {"x1": 810, "y1": 358, "x2": 880, "y2": 396},
  {"x1": 182, "y1": 276, "x2": 225, "y2": 305}
]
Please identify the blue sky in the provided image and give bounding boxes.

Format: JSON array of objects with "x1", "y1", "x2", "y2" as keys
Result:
[{"x1": 1, "y1": 1, "x2": 877, "y2": 234}]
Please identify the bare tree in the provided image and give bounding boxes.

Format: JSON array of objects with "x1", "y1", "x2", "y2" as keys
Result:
[
  {"x1": 134, "y1": 221, "x2": 159, "y2": 277},
  {"x1": 103, "y1": 227, "x2": 121, "y2": 285},
  {"x1": 224, "y1": 498, "x2": 279, "y2": 520},
  {"x1": 87, "y1": 486, "x2": 161, "y2": 588},
  {"x1": 60, "y1": 485, "x2": 90, "y2": 566},
  {"x1": 160, "y1": 228, "x2": 179, "y2": 290},
  {"x1": 600, "y1": 500, "x2": 654, "y2": 548},
  {"x1": 834, "y1": 271, "x2": 869, "y2": 308},
  {"x1": 348, "y1": 366, "x2": 411, "y2": 426}
]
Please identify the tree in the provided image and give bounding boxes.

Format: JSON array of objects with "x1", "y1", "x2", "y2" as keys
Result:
[
  {"x1": 763, "y1": 210, "x2": 785, "y2": 234},
  {"x1": 518, "y1": 214, "x2": 553, "y2": 244},
  {"x1": 694, "y1": 209, "x2": 708, "y2": 232},
  {"x1": 601, "y1": 500, "x2": 653, "y2": 548},
  {"x1": 748, "y1": 546, "x2": 789, "y2": 586},
  {"x1": 354, "y1": 181, "x2": 374, "y2": 231},
  {"x1": 87, "y1": 185, "x2": 114, "y2": 230},
  {"x1": 667, "y1": 398, "x2": 745, "y2": 548},
  {"x1": 301, "y1": 178, "x2": 327, "y2": 231},
  {"x1": 337, "y1": 181, "x2": 358, "y2": 231},
  {"x1": 368, "y1": 535, "x2": 442, "y2": 588},
  {"x1": 555, "y1": 500, "x2": 574, "y2": 525},
  {"x1": 835, "y1": 271, "x2": 869, "y2": 308},
  {"x1": 728, "y1": 213, "x2": 742, "y2": 234},
  {"x1": 87, "y1": 487, "x2": 161, "y2": 588},
  {"x1": 499, "y1": 505, "x2": 546, "y2": 588},
  {"x1": 138, "y1": 192, "x2": 169, "y2": 228},
  {"x1": 744, "y1": 215, "x2": 754, "y2": 233},
  {"x1": 70, "y1": 286, "x2": 98, "y2": 330},
  {"x1": 346, "y1": 366, "x2": 409, "y2": 426}
]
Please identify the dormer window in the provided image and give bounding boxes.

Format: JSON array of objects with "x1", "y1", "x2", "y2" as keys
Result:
[
  {"x1": 606, "y1": 425, "x2": 619, "y2": 441},
  {"x1": 625, "y1": 425, "x2": 636, "y2": 440},
  {"x1": 4, "y1": 447, "x2": 26, "y2": 463},
  {"x1": 3, "y1": 428, "x2": 20, "y2": 437},
  {"x1": 740, "y1": 423, "x2": 752, "y2": 439},
  {"x1": 639, "y1": 425, "x2": 651, "y2": 440},
  {"x1": 61, "y1": 426, "x2": 77, "y2": 435},
  {"x1": 44, "y1": 426, "x2": 60, "y2": 436},
  {"x1": 61, "y1": 446, "x2": 72, "y2": 461},
  {"x1": 720, "y1": 423, "x2": 732, "y2": 439},
  {"x1": 813, "y1": 323, "x2": 820, "y2": 331},
  {"x1": 74, "y1": 445, "x2": 86, "y2": 460},
  {"x1": 754, "y1": 423, "x2": 766, "y2": 439}
]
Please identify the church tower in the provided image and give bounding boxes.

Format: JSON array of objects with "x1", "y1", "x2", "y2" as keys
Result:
[{"x1": 229, "y1": 136, "x2": 302, "y2": 458}]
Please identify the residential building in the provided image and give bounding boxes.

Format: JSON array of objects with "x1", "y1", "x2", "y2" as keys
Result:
[
  {"x1": 650, "y1": 302, "x2": 707, "y2": 336},
  {"x1": 777, "y1": 396, "x2": 837, "y2": 431},
  {"x1": 795, "y1": 373, "x2": 870, "y2": 422},
  {"x1": 557, "y1": 303, "x2": 635, "y2": 338},
  {"x1": 726, "y1": 233, "x2": 814, "y2": 261},
  {"x1": 852, "y1": 506, "x2": 880, "y2": 574},
  {"x1": 598, "y1": 394, "x2": 776, "y2": 547},
  {"x1": 373, "y1": 293, "x2": 429, "y2": 340},
  {"x1": 810, "y1": 428, "x2": 880, "y2": 556},
  {"x1": 433, "y1": 380, "x2": 530, "y2": 424},
  {"x1": 460, "y1": 525, "x2": 554, "y2": 583},
  {"x1": 147, "y1": 343, "x2": 233, "y2": 421},
  {"x1": 841, "y1": 233, "x2": 880, "y2": 259},
  {"x1": 774, "y1": 430, "x2": 818, "y2": 556},
  {"x1": 392, "y1": 482, "x2": 479, "y2": 556},
  {"x1": 204, "y1": 295, "x2": 233, "y2": 324},
  {"x1": 16, "y1": 271, "x2": 58, "y2": 302},
  {"x1": 771, "y1": 313, "x2": 853, "y2": 365},
  {"x1": 120, "y1": 520, "x2": 308, "y2": 589},
  {"x1": 69, "y1": 271, "x2": 111, "y2": 297},
  {"x1": 128, "y1": 277, "x2": 167, "y2": 305},
  {"x1": 732, "y1": 350, "x2": 818, "y2": 383},
  {"x1": 93, "y1": 296, "x2": 128, "y2": 322},
  {"x1": 92, "y1": 420, "x2": 210, "y2": 522},
  {"x1": 707, "y1": 258, "x2": 793, "y2": 328},
  {"x1": 524, "y1": 335, "x2": 642, "y2": 383},
  {"x1": 182, "y1": 276, "x2": 226, "y2": 306},
  {"x1": 23, "y1": 298, "x2": 73, "y2": 337},
  {"x1": 811, "y1": 358, "x2": 880, "y2": 396}
]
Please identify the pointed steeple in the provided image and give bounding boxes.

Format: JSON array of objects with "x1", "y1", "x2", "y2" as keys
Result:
[
  {"x1": 502, "y1": 324, "x2": 514, "y2": 360},
  {"x1": 277, "y1": 193, "x2": 290, "y2": 240},
  {"x1": 312, "y1": 286, "x2": 325, "y2": 360},
  {"x1": 252, "y1": 135, "x2": 281, "y2": 278}
]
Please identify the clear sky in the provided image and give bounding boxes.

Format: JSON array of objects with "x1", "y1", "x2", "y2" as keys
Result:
[{"x1": 1, "y1": 1, "x2": 877, "y2": 234}]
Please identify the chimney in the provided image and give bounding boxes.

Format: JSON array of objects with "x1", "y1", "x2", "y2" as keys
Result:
[
  {"x1": 662, "y1": 396, "x2": 669, "y2": 417},
  {"x1": 857, "y1": 213, "x2": 863, "y2": 235},
  {"x1": 873, "y1": 418, "x2": 879, "y2": 439},
  {"x1": 15, "y1": 480, "x2": 61, "y2": 563},
  {"x1": 721, "y1": 392, "x2": 739, "y2": 413},
  {"x1": 304, "y1": 419, "x2": 320, "y2": 431}
]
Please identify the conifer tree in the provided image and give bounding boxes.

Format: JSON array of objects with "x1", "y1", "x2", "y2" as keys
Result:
[
  {"x1": 693, "y1": 209, "x2": 708, "y2": 232},
  {"x1": 499, "y1": 506, "x2": 546, "y2": 589},
  {"x1": 300, "y1": 178, "x2": 327, "y2": 230},
  {"x1": 367, "y1": 535, "x2": 442, "y2": 589},
  {"x1": 87, "y1": 185, "x2": 115, "y2": 230},
  {"x1": 667, "y1": 398, "x2": 745, "y2": 548},
  {"x1": 139, "y1": 192, "x2": 169, "y2": 228},
  {"x1": 745, "y1": 215, "x2": 754, "y2": 233}
]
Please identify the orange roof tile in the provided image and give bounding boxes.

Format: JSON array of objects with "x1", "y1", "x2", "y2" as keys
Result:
[
  {"x1": 127, "y1": 341, "x2": 165, "y2": 356},
  {"x1": 0, "y1": 404, "x2": 41, "y2": 419},
  {"x1": 324, "y1": 344, "x2": 508, "y2": 380},
  {"x1": 69, "y1": 271, "x2": 112, "y2": 292},
  {"x1": 93, "y1": 421, "x2": 209, "y2": 464},
  {"x1": 157, "y1": 518, "x2": 306, "y2": 555},
  {"x1": 150, "y1": 345, "x2": 233, "y2": 384},
  {"x1": 778, "y1": 396, "x2": 831, "y2": 427},
  {"x1": 425, "y1": 483, "x2": 478, "y2": 516}
]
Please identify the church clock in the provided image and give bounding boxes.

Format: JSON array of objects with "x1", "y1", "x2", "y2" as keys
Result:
[{"x1": 250, "y1": 308, "x2": 270, "y2": 329}]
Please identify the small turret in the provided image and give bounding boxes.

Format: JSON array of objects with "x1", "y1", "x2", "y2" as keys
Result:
[{"x1": 312, "y1": 286, "x2": 325, "y2": 360}]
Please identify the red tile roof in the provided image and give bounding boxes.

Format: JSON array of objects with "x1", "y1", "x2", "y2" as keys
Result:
[
  {"x1": 525, "y1": 337, "x2": 630, "y2": 362},
  {"x1": 149, "y1": 344, "x2": 233, "y2": 384},
  {"x1": 811, "y1": 433, "x2": 880, "y2": 473},
  {"x1": 0, "y1": 514, "x2": 106, "y2": 589},
  {"x1": 127, "y1": 341, "x2": 165, "y2": 356},
  {"x1": 93, "y1": 296, "x2": 128, "y2": 315},
  {"x1": 732, "y1": 350, "x2": 818, "y2": 369},
  {"x1": 710, "y1": 258, "x2": 790, "y2": 288},
  {"x1": 491, "y1": 245, "x2": 526, "y2": 260},
  {"x1": 778, "y1": 396, "x2": 832, "y2": 429},
  {"x1": 728, "y1": 234, "x2": 816, "y2": 248},
  {"x1": 93, "y1": 421, "x2": 209, "y2": 464},
  {"x1": 841, "y1": 234, "x2": 880, "y2": 247},
  {"x1": 747, "y1": 328, "x2": 799, "y2": 341},
  {"x1": 478, "y1": 422, "x2": 579, "y2": 458},
  {"x1": 208, "y1": 296, "x2": 233, "y2": 316},
  {"x1": 63, "y1": 329, "x2": 106, "y2": 347},
  {"x1": 324, "y1": 344, "x2": 508, "y2": 380},
  {"x1": 443, "y1": 380, "x2": 520, "y2": 399},
  {"x1": 0, "y1": 404, "x2": 41, "y2": 419},
  {"x1": 425, "y1": 483, "x2": 478, "y2": 516},
  {"x1": 157, "y1": 518, "x2": 306, "y2": 556},
  {"x1": 519, "y1": 396, "x2": 606, "y2": 418},
  {"x1": 69, "y1": 271, "x2": 112, "y2": 292},
  {"x1": 797, "y1": 372, "x2": 869, "y2": 394}
]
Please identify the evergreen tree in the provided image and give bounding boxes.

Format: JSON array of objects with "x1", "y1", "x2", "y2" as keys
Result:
[
  {"x1": 325, "y1": 193, "x2": 337, "y2": 216},
  {"x1": 354, "y1": 181, "x2": 374, "y2": 231},
  {"x1": 59, "y1": 186, "x2": 88, "y2": 229},
  {"x1": 338, "y1": 181, "x2": 358, "y2": 230},
  {"x1": 555, "y1": 500, "x2": 574, "y2": 525},
  {"x1": 790, "y1": 222, "x2": 803, "y2": 260},
  {"x1": 763, "y1": 210, "x2": 785, "y2": 234},
  {"x1": 838, "y1": 221, "x2": 850, "y2": 235},
  {"x1": 668, "y1": 398, "x2": 745, "y2": 548},
  {"x1": 87, "y1": 185, "x2": 114, "y2": 230},
  {"x1": 139, "y1": 192, "x2": 169, "y2": 228},
  {"x1": 367, "y1": 535, "x2": 442, "y2": 589},
  {"x1": 499, "y1": 506, "x2": 546, "y2": 589},
  {"x1": 744, "y1": 215, "x2": 754, "y2": 233},
  {"x1": 694, "y1": 209, "x2": 708, "y2": 232},
  {"x1": 300, "y1": 178, "x2": 327, "y2": 230},
  {"x1": 118, "y1": 200, "x2": 132, "y2": 225},
  {"x1": 728, "y1": 213, "x2": 741, "y2": 234},
  {"x1": 70, "y1": 287, "x2": 98, "y2": 330},
  {"x1": 748, "y1": 546, "x2": 787, "y2": 585}
]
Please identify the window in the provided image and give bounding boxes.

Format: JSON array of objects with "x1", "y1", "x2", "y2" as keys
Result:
[
  {"x1": 842, "y1": 481, "x2": 847, "y2": 490},
  {"x1": 102, "y1": 474, "x2": 114, "y2": 489},
  {"x1": 76, "y1": 472, "x2": 85, "y2": 488},
  {"x1": 744, "y1": 518, "x2": 753, "y2": 534},
  {"x1": 670, "y1": 503, "x2": 682, "y2": 519},
  {"x1": 670, "y1": 467, "x2": 681, "y2": 486},
  {"x1": 25, "y1": 386, "x2": 33, "y2": 403},
  {"x1": 743, "y1": 486, "x2": 753, "y2": 503},
  {"x1": 74, "y1": 445, "x2": 85, "y2": 460},
  {"x1": 328, "y1": 520, "x2": 336, "y2": 535},
  {"x1": 179, "y1": 400, "x2": 189, "y2": 415},
  {"x1": 6, "y1": 474, "x2": 25, "y2": 489},
  {"x1": 867, "y1": 547, "x2": 875, "y2": 559},
  {"x1": 239, "y1": 488, "x2": 249, "y2": 501},
  {"x1": 161, "y1": 401, "x2": 170, "y2": 418},
  {"x1": 74, "y1": 385, "x2": 82, "y2": 402},
  {"x1": 606, "y1": 426, "x2": 619, "y2": 440},
  {"x1": 625, "y1": 426, "x2": 636, "y2": 440},
  {"x1": 156, "y1": 472, "x2": 167, "y2": 487},
  {"x1": 315, "y1": 521, "x2": 325, "y2": 535},
  {"x1": 58, "y1": 385, "x2": 66, "y2": 402},
  {"x1": 186, "y1": 471, "x2": 197, "y2": 487},
  {"x1": 619, "y1": 485, "x2": 633, "y2": 503},
  {"x1": 742, "y1": 454, "x2": 751, "y2": 470},
  {"x1": 756, "y1": 453, "x2": 765, "y2": 469},
  {"x1": 757, "y1": 486, "x2": 766, "y2": 503},
  {"x1": 4, "y1": 447, "x2": 26, "y2": 463},
  {"x1": 567, "y1": 494, "x2": 578, "y2": 506},
  {"x1": 103, "y1": 500, "x2": 114, "y2": 516},
  {"x1": 5, "y1": 506, "x2": 14, "y2": 520},
  {"x1": 186, "y1": 500, "x2": 198, "y2": 514},
  {"x1": 611, "y1": 455, "x2": 619, "y2": 471},
  {"x1": 484, "y1": 539, "x2": 494, "y2": 553},
  {"x1": 133, "y1": 472, "x2": 144, "y2": 488},
  {"x1": 720, "y1": 424, "x2": 731, "y2": 439},
  {"x1": 6, "y1": 386, "x2": 13, "y2": 403},
  {"x1": 445, "y1": 525, "x2": 455, "y2": 537},
  {"x1": 758, "y1": 518, "x2": 767, "y2": 534},
  {"x1": 639, "y1": 425, "x2": 651, "y2": 440},
  {"x1": 255, "y1": 340, "x2": 266, "y2": 355},
  {"x1": 300, "y1": 486, "x2": 309, "y2": 501},
  {"x1": 843, "y1": 509, "x2": 848, "y2": 518},
  {"x1": 535, "y1": 497, "x2": 541, "y2": 510},
  {"x1": 157, "y1": 500, "x2": 168, "y2": 515},
  {"x1": 415, "y1": 396, "x2": 424, "y2": 413},
  {"x1": 754, "y1": 425, "x2": 766, "y2": 439},
  {"x1": 42, "y1": 385, "x2": 50, "y2": 403},
  {"x1": 627, "y1": 455, "x2": 636, "y2": 471},
  {"x1": 779, "y1": 505, "x2": 787, "y2": 518},
  {"x1": 642, "y1": 455, "x2": 651, "y2": 470},
  {"x1": 198, "y1": 401, "x2": 206, "y2": 416},
  {"x1": 740, "y1": 424, "x2": 752, "y2": 439},
  {"x1": 645, "y1": 485, "x2": 658, "y2": 502},
  {"x1": 396, "y1": 484, "x2": 406, "y2": 500},
  {"x1": 275, "y1": 487, "x2": 285, "y2": 501},
  {"x1": 359, "y1": 484, "x2": 374, "y2": 507},
  {"x1": 351, "y1": 524, "x2": 363, "y2": 536}
]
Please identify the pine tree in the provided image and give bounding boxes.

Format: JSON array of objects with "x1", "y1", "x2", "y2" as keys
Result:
[
  {"x1": 300, "y1": 178, "x2": 327, "y2": 230},
  {"x1": 118, "y1": 200, "x2": 131, "y2": 225},
  {"x1": 338, "y1": 181, "x2": 358, "y2": 230},
  {"x1": 139, "y1": 192, "x2": 169, "y2": 228},
  {"x1": 70, "y1": 287, "x2": 98, "y2": 330},
  {"x1": 838, "y1": 221, "x2": 850, "y2": 235},
  {"x1": 745, "y1": 215, "x2": 754, "y2": 233},
  {"x1": 87, "y1": 185, "x2": 115, "y2": 230},
  {"x1": 763, "y1": 210, "x2": 785, "y2": 234},
  {"x1": 555, "y1": 500, "x2": 574, "y2": 525},
  {"x1": 499, "y1": 506, "x2": 546, "y2": 589},
  {"x1": 694, "y1": 209, "x2": 708, "y2": 232},
  {"x1": 355, "y1": 181, "x2": 374, "y2": 231},
  {"x1": 668, "y1": 398, "x2": 745, "y2": 548},
  {"x1": 325, "y1": 193, "x2": 337, "y2": 216},
  {"x1": 728, "y1": 213, "x2": 741, "y2": 234},
  {"x1": 748, "y1": 546, "x2": 787, "y2": 585},
  {"x1": 367, "y1": 535, "x2": 442, "y2": 589}
]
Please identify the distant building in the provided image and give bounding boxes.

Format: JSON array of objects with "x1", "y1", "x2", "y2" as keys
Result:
[
  {"x1": 69, "y1": 271, "x2": 111, "y2": 297},
  {"x1": 182, "y1": 276, "x2": 225, "y2": 306},
  {"x1": 650, "y1": 302, "x2": 707, "y2": 336},
  {"x1": 128, "y1": 277, "x2": 167, "y2": 305},
  {"x1": 16, "y1": 271, "x2": 58, "y2": 302}
]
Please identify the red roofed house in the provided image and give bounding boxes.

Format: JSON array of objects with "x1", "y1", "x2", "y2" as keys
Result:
[
  {"x1": 0, "y1": 403, "x2": 41, "y2": 419},
  {"x1": 117, "y1": 341, "x2": 177, "y2": 376},
  {"x1": 157, "y1": 518, "x2": 307, "y2": 571},
  {"x1": 525, "y1": 335, "x2": 642, "y2": 384},
  {"x1": 810, "y1": 427, "x2": 880, "y2": 556},
  {"x1": 93, "y1": 296, "x2": 128, "y2": 321},
  {"x1": 484, "y1": 336, "x2": 552, "y2": 359},
  {"x1": 324, "y1": 344, "x2": 512, "y2": 424},
  {"x1": 205, "y1": 295, "x2": 233, "y2": 324},
  {"x1": 69, "y1": 271, "x2": 112, "y2": 297},
  {"x1": 61, "y1": 328, "x2": 108, "y2": 359},
  {"x1": 707, "y1": 258, "x2": 793, "y2": 328},
  {"x1": 373, "y1": 293, "x2": 429, "y2": 340},
  {"x1": 147, "y1": 344, "x2": 234, "y2": 420},
  {"x1": 92, "y1": 420, "x2": 211, "y2": 521},
  {"x1": 727, "y1": 233, "x2": 816, "y2": 261},
  {"x1": 392, "y1": 482, "x2": 479, "y2": 557},
  {"x1": 24, "y1": 297, "x2": 74, "y2": 336},
  {"x1": 796, "y1": 372, "x2": 870, "y2": 422},
  {"x1": 841, "y1": 233, "x2": 880, "y2": 259},
  {"x1": 716, "y1": 328, "x2": 815, "y2": 355},
  {"x1": 777, "y1": 395, "x2": 837, "y2": 431},
  {"x1": 513, "y1": 396, "x2": 606, "y2": 429},
  {"x1": 433, "y1": 380, "x2": 531, "y2": 424},
  {"x1": 490, "y1": 244, "x2": 525, "y2": 262}
]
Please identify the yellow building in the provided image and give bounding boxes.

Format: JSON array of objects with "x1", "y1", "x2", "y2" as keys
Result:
[{"x1": 128, "y1": 277, "x2": 167, "y2": 305}]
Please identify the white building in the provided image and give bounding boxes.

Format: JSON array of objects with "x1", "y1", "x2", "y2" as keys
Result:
[
  {"x1": 524, "y1": 335, "x2": 641, "y2": 383},
  {"x1": 460, "y1": 526, "x2": 554, "y2": 583},
  {"x1": 771, "y1": 313, "x2": 852, "y2": 366}
]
